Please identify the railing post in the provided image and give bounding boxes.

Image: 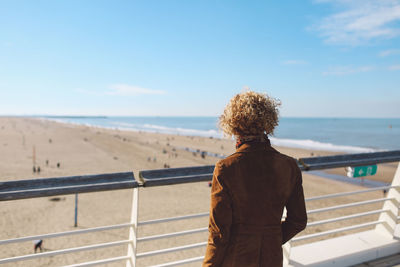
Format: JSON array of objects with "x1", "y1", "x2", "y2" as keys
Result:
[
  {"x1": 283, "y1": 241, "x2": 291, "y2": 266},
  {"x1": 281, "y1": 207, "x2": 291, "y2": 266},
  {"x1": 126, "y1": 187, "x2": 139, "y2": 267},
  {"x1": 376, "y1": 162, "x2": 400, "y2": 236},
  {"x1": 74, "y1": 194, "x2": 78, "y2": 227}
]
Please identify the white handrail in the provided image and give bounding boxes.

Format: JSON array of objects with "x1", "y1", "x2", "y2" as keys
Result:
[
  {"x1": 307, "y1": 209, "x2": 389, "y2": 227},
  {"x1": 0, "y1": 195, "x2": 392, "y2": 264},
  {"x1": 149, "y1": 256, "x2": 205, "y2": 267},
  {"x1": 136, "y1": 242, "x2": 207, "y2": 258},
  {"x1": 137, "y1": 209, "x2": 389, "y2": 243},
  {"x1": 138, "y1": 227, "x2": 208, "y2": 242},
  {"x1": 138, "y1": 212, "x2": 209, "y2": 226},
  {"x1": 0, "y1": 223, "x2": 132, "y2": 245},
  {"x1": 0, "y1": 240, "x2": 130, "y2": 264},
  {"x1": 63, "y1": 255, "x2": 130, "y2": 267},
  {"x1": 1, "y1": 180, "x2": 135, "y2": 195},
  {"x1": 306, "y1": 185, "x2": 396, "y2": 202},
  {"x1": 292, "y1": 220, "x2": 385, "y2": 242},
  {"x1": 136, "y1": 188, "x2": 396, "y2": 226},
  {"x1": 134, "y1": 210, "x2": 392, "y2": 260},
  {"x1": 0, "y1": 194, "x2": 389, "y2": 245},
  {"x1": 307, "y1": 198, "x2": 394, "y2": 214}
]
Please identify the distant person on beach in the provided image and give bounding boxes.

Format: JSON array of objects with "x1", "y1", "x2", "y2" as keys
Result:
[
  {"x1": 33, "y1": 239, "x2": 43, "y2": 253},
  {"x1": 203, "y1": 91, "x2": 307, "y2": 267}
]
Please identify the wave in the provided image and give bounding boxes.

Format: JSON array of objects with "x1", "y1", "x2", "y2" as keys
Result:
[
  {"x1": 43, "y1": 117, "x2": 377, "y2": 153},
  {"x1": 269, "y1": 137, "x2": 377, "y2": 153},
  {"x1": 111, "y1": 121, "x2": 223, "y2": 138},
  {"x1": 42, "y1": 118, "x2": 111, "y2": 130}
]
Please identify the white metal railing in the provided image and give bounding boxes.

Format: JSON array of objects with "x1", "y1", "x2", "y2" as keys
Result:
[
  {"x1": 64, "y1": 256, "x2": 131, "y2": 267},
  {"x1": 305, "y1": 185, "x2": 397, "y2": 202},
  {"x1": 0, "y1": 151, "x2": 399, "y2": 266},
  {"x1": 0, "y1": 184, "x2": 398, "y2": 266},
  {"x1": 0, "y1": 223, "x2": 133, "y2": 245},
  {"x1": 149, "y1": 256, "x2": 205, "y2": 267},
  {"x1": 307, "y1": 197, "x2": 393, "y2": 214},
  {"x1": 0, "y1": 188, "x2": 397, "y2": 266},
  {"x1": 0, "y1": 240, "x2": 131, "y2": 264},
  {"x1": 138, "y1": 227, "x2": 208, "y2": 242},
  {"x1": 306, "y1": 209, "x2": 389, "y2": 227},
  {"x1": 129, "y1": 185, "x2": 399, "y2": 266},
  {"x1": 292, "y1": 220, "x2": 386, "y2": 242},
  {"x1": 137, "y1": 242, "x2": 208, "y2": 259},
  {"x1": 138, "y1": 212, "x2": 209, "y2": 226}
]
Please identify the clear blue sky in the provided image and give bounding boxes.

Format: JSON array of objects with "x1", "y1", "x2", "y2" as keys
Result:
[{"x1": 1, "y1": 0, "x2": 399, "y2": 117}]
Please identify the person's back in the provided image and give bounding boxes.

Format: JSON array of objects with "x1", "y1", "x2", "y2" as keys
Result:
[
  {"x1": 203, "y1": 90, "x2": 307, "y2": 267},
  {"x1": 223, "y1": 140, "x2": 303, "y2": 228}
]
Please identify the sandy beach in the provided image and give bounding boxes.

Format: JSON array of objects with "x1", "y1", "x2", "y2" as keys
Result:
[{"x1": 0, "y1": 117, "x2": 397, "y2": 266}]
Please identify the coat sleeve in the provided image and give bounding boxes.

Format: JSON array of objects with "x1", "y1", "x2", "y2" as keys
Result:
[
  {"x1": 203, "y1": 162, "x2": 232, "y2": 267},
  {"x1": 281, "y1": 159, "x2": 307, "y2": 244}
]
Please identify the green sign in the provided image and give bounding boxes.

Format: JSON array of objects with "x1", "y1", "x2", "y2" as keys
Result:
[{"x1": 346, "y1": 165, "x2": 377, "y2": 178}]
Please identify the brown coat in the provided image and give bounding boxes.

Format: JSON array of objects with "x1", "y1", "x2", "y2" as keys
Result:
[{"x1": 203, "y1": 140, "x2": 307, "y2": 267}]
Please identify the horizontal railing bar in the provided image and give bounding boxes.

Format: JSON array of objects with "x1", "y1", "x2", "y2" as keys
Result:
[
  {"x1": 300, "y1": 157, "x2": 400, "y2": 171},
  {"x1": 138, "y1": 212, "x2": 209, "y2": 226},
  {"x1": 141, "y1": 174, "x2": 212, "y2": 187},
  {"x1": 138, "y1": 227, "x2": 208, "y2": 242},
  {"x1": 137, "y1": 151, "x2": 400, "y2": 186},
  {"x1": 0, "y1": 172, "x2": 138, "y2": 201},
  {"x1": 137, "y1": 197, "x2": 392, "y2": 229},
  {"x1": 139, "y1": 165, "x2": 214, "y2": 187},
  {"x1": 298, "y1": 151, "x2": 400, "y2": 171},
  {"x1": 0, "y1": 223, "x2": 132, "y2": 246},
  {"x1": 0, "y1": 151, "x2": 396, "y2": 199},
  {"x1": 138, "y1": 209, "x2": 389, "y2": 244},
  {"x1": 307, "y1": 198, "x2": 394, "y2": 214},
  {"x1": 306, "y1": 186, "x2": 397, "y2": 202},
  {"x1": 2, "y1": 181, "x2": 136, "y2": 195},
  {"x1": 307, "y1": 209, "x2": 389, "y2": 227},
  {"x1": 138, "y1": 209, "x2": 389, "y2": 243},
  {"x1": 292, "y1": 220, "x2": 384, "y2": 242},
  {"x1": 0, "y1": 181, "x2": 138, "y2": 201},
  {"x1": 150, "y1": 256, "x2": 205, "y2": 267},
  {"x1": 137, "y1": 242, "x2": 207, "y2": 258},
  {"x1": 63, "y1": 255, "x2": 130, "y2": 267},
  {"x1": 0, "y1": 240, "x2": 130, "y2": 264}
]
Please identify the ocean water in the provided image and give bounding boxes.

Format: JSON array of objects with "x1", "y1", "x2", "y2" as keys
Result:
[{"x1": 45, "y1": 116, "x2": 400, "y2": 153}]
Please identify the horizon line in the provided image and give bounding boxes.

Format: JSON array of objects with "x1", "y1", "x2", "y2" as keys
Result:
[{"x1": 1, "y1": 115, "x2": 400, "y2": 119}]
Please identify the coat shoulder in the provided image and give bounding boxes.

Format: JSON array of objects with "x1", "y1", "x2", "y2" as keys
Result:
[
  {"x1": 216, "y1": 151, "x2": 242, "y2": 169},
  {"x1": 275, "y1": 151, "x2": 299, "y2": 166},
  {"x1": 216, "y1": 148, "x2": 300, "y2": 174}
]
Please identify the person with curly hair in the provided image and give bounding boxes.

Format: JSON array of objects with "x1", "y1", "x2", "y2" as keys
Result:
[{"x1": 203, "y1": 90, "x2": 307, "y2": 267}]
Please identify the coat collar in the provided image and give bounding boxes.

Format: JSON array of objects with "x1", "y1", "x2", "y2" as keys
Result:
[{"x1": 235, "y1": 138, "x2": 274, "y2": 153}]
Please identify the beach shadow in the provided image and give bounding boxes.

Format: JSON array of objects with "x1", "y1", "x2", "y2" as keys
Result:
[{"x1": 48, "y1": 197, "x2": 66, "y2": 202}]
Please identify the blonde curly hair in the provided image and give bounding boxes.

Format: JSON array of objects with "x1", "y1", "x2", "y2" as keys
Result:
[{"x1": 219, "y1": 90, "x2": 281, "y2": 137}]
